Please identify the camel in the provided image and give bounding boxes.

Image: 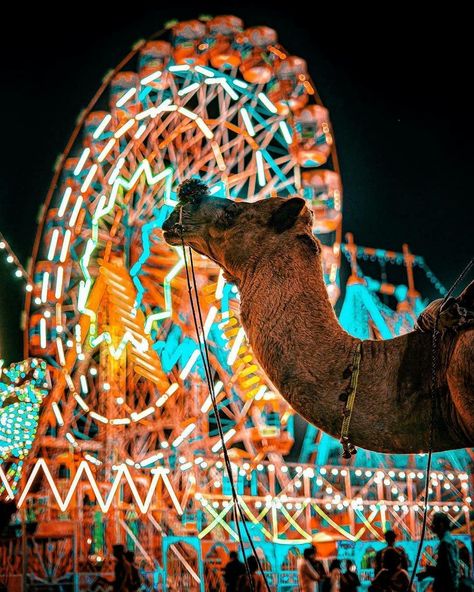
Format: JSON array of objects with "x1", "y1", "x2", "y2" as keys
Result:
[{"x1": 163, "y1": 179, "x2": 474, "y2": 454}]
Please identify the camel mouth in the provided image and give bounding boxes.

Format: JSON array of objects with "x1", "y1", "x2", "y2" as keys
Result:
[{"x1": 162, "y1": 230, "x2": 184, "y2": 246}]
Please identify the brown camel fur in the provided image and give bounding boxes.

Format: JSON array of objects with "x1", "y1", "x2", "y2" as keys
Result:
[{"x1": 163, "y1": 180, "x2": 474, "y2": 454}]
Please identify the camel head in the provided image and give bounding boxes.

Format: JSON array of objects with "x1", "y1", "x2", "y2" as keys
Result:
[{"x1": 162, "y1": 179, "x2": 319, "y2": 281}]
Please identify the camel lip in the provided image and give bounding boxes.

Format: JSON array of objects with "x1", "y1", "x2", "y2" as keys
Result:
[{"x1": 162, "y1": 230, "x2": 182, "y2": 246}]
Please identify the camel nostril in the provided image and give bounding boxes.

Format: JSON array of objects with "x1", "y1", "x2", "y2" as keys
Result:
[{"x1": 162, "y1": 216, "x2": 174, "y2": 232}]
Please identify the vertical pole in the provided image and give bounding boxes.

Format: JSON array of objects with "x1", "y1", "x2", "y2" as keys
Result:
[{"x1": 21, "y1": 506, "x2": 27, "y2": 592}]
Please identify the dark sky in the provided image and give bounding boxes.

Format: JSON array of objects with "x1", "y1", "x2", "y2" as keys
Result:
[{"x1": 0, "y1": 3, "x2": 471, "y2": 360}]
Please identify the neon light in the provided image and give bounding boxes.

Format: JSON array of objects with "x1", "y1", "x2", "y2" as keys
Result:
[
  {"x1": 232, "y1": 79, "x2": 248, "y2": 89},
  {"x1": 178, "y1": 82, "x2": 199, "y2": 96},
  {"x1": 47, "y1": 229, "x2": 59, "y2": 261},
  {"x1": 56, "y1": 338, "x2": 65, "y2": 366},
  {"x1": 195, "y1": 65, "x2": 215, "y2": 77},
  {"x1": 140, "y1": 70, "x2": 162, "y2": 85},
  {"x1": 81, "y1": 164, "x2": 97, "y2": 192},
  {"x1": 203, "y1": 306, "x2": 218, "y2": 338},
  {"x1": 196, "y1": 117, "x2": 213, "y2": 139},
  {"x1": 179, "y1": 349, "x2": 200, "y2": 380},
  {"x1": 93, "y1": 113, "x2": 112, "y2": 138},
  {"x1": 140, "y1": 454, "x2": 163, "y2": 467},
  {"x1": 156, "y1": 382, "x2": 179, "y2": 407},
  {"x1": 178, "y1": 106, "x2": 198, "y2": 120},
  {"x1": 200, "y1": 381, "x2": 224, "y2": 413},
  {"x1": 258, "y1": 92, "x2": 277, "y2": 113},
  {"x1": 227, "y1": 328, "x2": 245, "y2": 365},
  {"x1": 89, "y1": 412, "x2": 108, "y2": 424},
  {"x1": 255, "y1": 150, "x2": 266, "y2": 187},
  {"x1": 41, "y1": 272, "x2": 49, "y2": 303},
  {"x1": 211, "y1": 428, "x2": 236, "y2": 452},
  {"x1": 211, "y1": 141, "x2": 226, "y2": 171},
  {"x1": 52, "y1": 402, "x2": 64, "y2": 426},
  {"x1": 169, "y1": 65, "x2": 190, "y2": 72},
  {"x1": 108, "y1": 157, "x2": 125, "y2": 185},
  {"x1": 114, "y1": 119, "x2": 135, "y2": 139},
  {"x1": 80, "y1": 375, "x2": 88, "y2": 394},
  {"x1": 58, "y1": 187, "x2": 72, "y2": 217},
  {"x1": 60, "y1": 230, "x2": 71, "y2": 262},
  {"x1": 98, "y1": 138, "x2": 115, "y2": 162},
  {"x1": 134, "y1": 124, "x2": 147, "y2": 139},
  {"x1": 279, "y1": 121, "x2": 293, "y2": 144},
  {"x1": 73, "y1": 148, "x2": 90, "y2": 176},
  {"x1": 74, "y1": 393, "x2": 89, "y2": 412},
  {"x1": 240, "y1": 108, "x2": 255, "y2": 136},
  {"x1": 116, "y1": 87, "x2": 137, "y2": 107},
  {"x1": 84, "y1": 454, "x2": 101, "y2": 466},
  {"x1": 131, "y1": 407, "x2": 155, "y2": 421},
  {"x1": 68, "y1": 196, "x2": 83, "y2": 227}
]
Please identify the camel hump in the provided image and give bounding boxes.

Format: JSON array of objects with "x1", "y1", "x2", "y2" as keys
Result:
[{"x1": 416, "y1": 280, "x2": 474, "y2": 333}]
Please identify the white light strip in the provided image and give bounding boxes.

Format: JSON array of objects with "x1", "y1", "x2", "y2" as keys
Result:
[
  {"x1": 81, "y1": 164, "x2": 98, "y2": 192},
  {"x1": 116, "y1": 87, "x2": 137, "y2": 108},
  {"x1": 93, "y1": 114, "x2": 112, "y2": 139},
  {"x1": 74, "y1": 393, "x2": 90, "y2": 412},
  {"x1": 131, "y1": 407, "x2": 155, "y2": 421},
  {"x1": 80, "y1": 374, "x2": 88, "y2": 394},
  {"x1": 52, "y1": 402, "x2": 64, "y2": 426},
  {"x1": 178, "y1": 106, "x2": 198, "y2": 120},
  {"x1": 74, "y1": 148, "x2": 90, "y2": 176},
  {"x1": 156, "y1": 383, "x2": 179, "y2": 408},
  {"x1": 196, "y1": 117, "x2": 214, "y2": 139},
  {"x1": 178, "y1": 82, "x2": 200, "y2": 96},
  {"x1": 134, "y1": 124, "x2": 147, "y2": 139},
  {"x1": 60, "y1": 230, "x2": 71, "y2": 263},
  {"x1": 240, "y1": 108, "x2": 255, "y2": 136},
  {"x1": 55, "y1": 266, "x2": 64, "y2": 299},
  {"x1": 258, "y1": 92, "x2": 277, "y2": 113},
  {"x1": 233, "y1": 79, "x2": 248, "y2": 89},
  {"x1": 195, "y1": 65, "x2": 215, "y2": 77},
  {"x1": 227, "y1": 327, "x2": 246, "y2": 365},
  {"x1": 56, "y1": 337, "x2": 66, "y2": 366},
  {"x1": 169, "y1": 65, "x2": 190, "y2": 72},
  {"x1": 255, "y1": 150, "x2": 266, "y2": 187},
  {"x1": 58, "y1": 187, "x2": 72, "y2": 218},
  {"x1": 40, "y1": 318, "x2": 47, "y2": 348},
  {"x1": 203, "y1": 306, "x2": 218, "y2": 338},
  {"x1": 114, "y1": 119, "x2": 135, "y2": 138},
  {"x1": 211, "y1": 142, "x2": 226, "y2": 172},
  {"x1": 98, "y1": 138, "x2": 115, "y2": 162},
  {"x1": 47, "y1": 229, "x2": 59, "y2": 261},
  {"x1": 200, "y1": 381, "x2": 224, "y2": 413},
  {"x1": 181, "y1": 423, "x2": 196, "y2": 439},
  {"x1": 89, "y1": 411, "x2": 109, "y2": 424},
  {"x1": 211, "y1": 428, "x2": 236, "y2": 452},
  {"x1": 279, "y1": 121, "x2": 293, "y2": 144},
  {"x1": 41, "y1": 272, "x2": 49, "y2": 303},
  {"x1": 141, "y1": 70, "x2": 162, "y2": 85},
  {"x1": 140, "y1": 453, "x2": 163, "y2": 467},
  {"x1": 84, "y1": 454, "x2": 101, "y2": 466},
  {"x1": 179, "y1": 349, "x2": 200, "y2": 380},
  {"x1": 108, "y1": 157, "x2": 125, "y2": 185},
  {"x1": 68, "y1": 196, "x2": 83, "y2": 228}
]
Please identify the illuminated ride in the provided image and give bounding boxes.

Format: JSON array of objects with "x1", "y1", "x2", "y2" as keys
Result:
[{"x1": 0, "y1": 14, "x2": 471, "y2": 592}]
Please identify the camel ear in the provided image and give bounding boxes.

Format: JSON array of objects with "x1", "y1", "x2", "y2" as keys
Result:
[{"x1": 269, "y1": 198, "x2": 306, "y2": 233}]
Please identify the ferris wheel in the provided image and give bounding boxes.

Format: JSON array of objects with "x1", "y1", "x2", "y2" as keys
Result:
[{"x1": 24, "y1": 18, "x2": 339, "y2": 484}]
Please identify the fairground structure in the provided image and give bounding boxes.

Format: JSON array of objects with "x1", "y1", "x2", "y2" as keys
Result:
[{"x1": 0, "y1": 14, "x2": 471, "y2": 591}]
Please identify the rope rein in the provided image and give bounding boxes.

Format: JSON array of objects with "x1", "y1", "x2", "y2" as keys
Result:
[
  {"x1": 178, "y1": 217, "x2": 272, "y2": 592},
  {"x1": 407, "y1": 256, "x2": 473, "y2": 591}
]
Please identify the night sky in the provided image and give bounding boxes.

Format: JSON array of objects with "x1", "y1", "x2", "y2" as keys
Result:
[{"x1": 0, "y1": 3, "x2": 471, "y2": 360}]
